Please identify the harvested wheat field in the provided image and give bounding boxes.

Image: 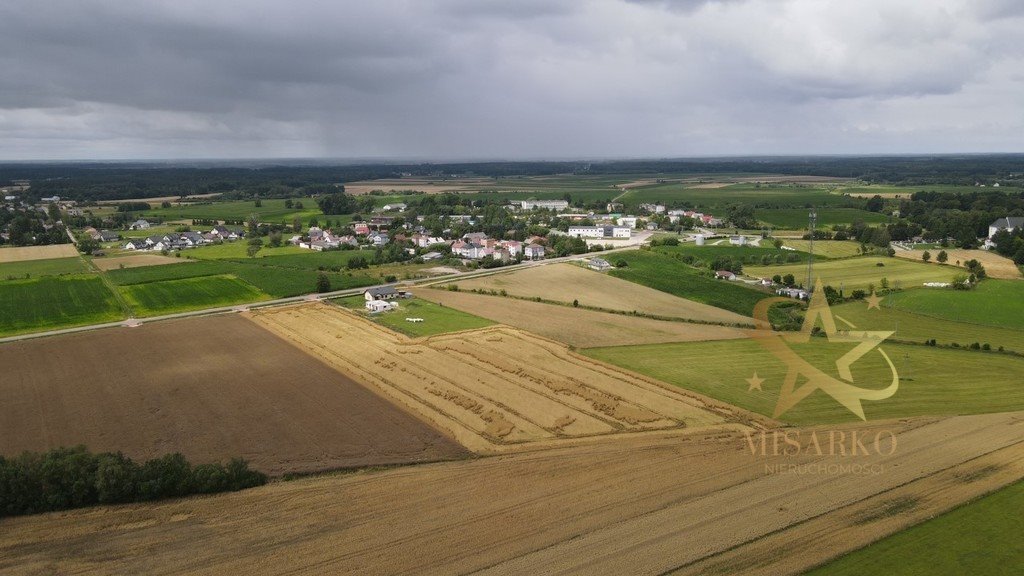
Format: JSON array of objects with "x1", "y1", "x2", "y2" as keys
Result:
[
  {"x1": 343, "y1": 177, "x2": 496, "y2": 195},
  {"x1": 0, "y1": 244, "x2": 79, "y2": 262},
  {"x1": 418, "y1": 287, "x2": 748, "y2": 347},
  {"x1": 2, "y1": 412, "x2": 1022, "y2": 575},
  {"x1": 91, "y1": 254, "x2": 187, "y2": 270},
  {"x1": 450, "y1": 263, "x2": 752, "y2": 324},
  {"x1": 250, "y1": 303, "x2": 748, "y2": 453},
  {"x1": 0, "y1": 314, "x2": 467, "y2": 475},
  {"x1": 894, "y1": 248, "x2": 1022, "y2": 280}
]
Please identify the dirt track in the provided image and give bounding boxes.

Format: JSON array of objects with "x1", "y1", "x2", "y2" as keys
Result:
[
  {"x1": 2, "y1": 412, "x2": 1020, "y2": 575},
  {"x1": 0, "y1": 315, "x2": 468, "y2": 475}
]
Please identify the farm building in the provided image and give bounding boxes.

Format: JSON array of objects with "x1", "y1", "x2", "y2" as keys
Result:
[
  {"x1": 715, "y1": 270, "x2": 737, "y2": 280},
  {"x1": 729, "y1": 235, "x2": 747, "y2": 246},
  {"x1": 616, "y1": 216, "x2": 638, "y2": 229},
  {"x1": 381, "y1": 203, "x2": 407, "y2": 212},
  {"x1": 567, "y1": 226, "x2": 631, "y2": 239},
  {"x1": 130, "y1": 219, "x2": 151, "y2": 230},
  {"x1": 364, "y1": 286, "x2": 412, "y2": 301},
  {"x1": 366, "y1": 300, "x2": 398, "y2": 313},
  {"x1": 516, "y1": 199, "x2": 569, "y2": 211},
  {"x1": 588, "y1": 258, "x2": 612, "y2": 271}
]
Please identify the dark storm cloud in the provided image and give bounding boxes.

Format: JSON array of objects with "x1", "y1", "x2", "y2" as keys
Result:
[{"x1": 0, "y1": 0, "x2": 1022, "y2": 159}]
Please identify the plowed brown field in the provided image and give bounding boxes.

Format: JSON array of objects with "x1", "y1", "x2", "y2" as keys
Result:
[
  {"x1": 250, "y1": 303, "x2": 751, "y2": 453},
  {"x1": 0, "y1": 315, "x2": 468, "y2": 475},
  {"x1": 2, "y1": 412, "x2": 1021, "y2": 575}
]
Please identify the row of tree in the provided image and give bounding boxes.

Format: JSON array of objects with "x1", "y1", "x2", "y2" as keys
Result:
[{"x1": 0, "y1": 446, "x2": 267, "y2": 518}]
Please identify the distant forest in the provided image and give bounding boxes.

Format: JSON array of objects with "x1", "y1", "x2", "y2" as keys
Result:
[{"x1": 1, "y1": 155, "x2": 1022, "y2": 202}]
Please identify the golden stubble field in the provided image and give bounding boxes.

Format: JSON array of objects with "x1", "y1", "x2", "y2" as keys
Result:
[
  {"x1": 91, "y1": 254, "x2": 187, "y2": 271},
  {"x1": 894, "y1": 248, "x2": 1023, "y2": 280},
  {"x1": 2, "y1": 412, "x2": 1022, "y2": 575},
  {"x1": 449, "y1": 263, "x2": 753, "y2": 325},
  {"x1": 418, "y1": 288, "x2": 748, "y2": 348},
  {"x1": 0, "y1": 244, "x2": 78, "y2": 262},
  {"x1": 250, "y1": 302, "x2": 753, "y2": 453}
]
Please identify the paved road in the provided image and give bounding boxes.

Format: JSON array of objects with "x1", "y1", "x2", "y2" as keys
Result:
[{"x1": 0, "y1": 247, "x2": 638, "y2": 344}]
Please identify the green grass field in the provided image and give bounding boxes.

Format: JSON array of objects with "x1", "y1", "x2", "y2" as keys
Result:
[
  {"x1": 886, "y1": 280, "x2": 1024, "y2": 330},
  {"x1": 608, "y1": 250, "x2": 769, "y2": 317},
  {"x1": 0, "y1": 257, "x2": 89, "y2": 280},
  {"x1": 747, "y1": 256, "x2": 957, "y2": 292},
  {"x1": 831, "y1": 298, "x2": 1024, "y2": 353},
  {"x1": 337, "y1": 295, "x2": 493, "y2": 337},
  {"x1": 807, "y1": 479, "x2": 1024, "y2": 575},
  {"x1": 138, "y1": 198, "x2": 324, "y2": 223},
  {"x1": 584, "y1": 339, "x2": 1024, "y2": 425},
  {"x1": 0, "y1": 275, "x2": 123, "y2": 335},
  {"x1": 779, "y1": 240, "x2": 866, "y2": 258},
  {"x1": 184, "y1": 242, "x2": 307, "y2": 260},
  {"x1": 652, "y1": 243, "x2": 811, "y2": 264},
  {"x1": 620, "y1": 182, "x2": 854, "y2": 208},
  {"x1": 119, "y1": 275, "x2": 269, "y2": 316},
  {"x1": 756, "y1": 207, "x2": 891, "y2": 228}
]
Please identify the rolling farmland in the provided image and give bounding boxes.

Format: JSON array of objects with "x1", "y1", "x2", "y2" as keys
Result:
[
  {"x1": 120, "y1": 275, "x2": 269, "y2": 316},
  {"x1": 885, "y1": 279, "x2": 1024, "y2": 329},
  {"x1": 0, "y1": 276, "x2": 122, "y2": 335},
  {"x1": 747, "y1": 256, "x2": 957, "y2": 292},
  {"x1": 0, "y1": 256, "x2": 88, "y2": 278}
]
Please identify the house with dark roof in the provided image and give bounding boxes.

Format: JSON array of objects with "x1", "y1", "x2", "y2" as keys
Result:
[{"x1": 988, "y1": 216, "x2": 1024, "y2": 239}]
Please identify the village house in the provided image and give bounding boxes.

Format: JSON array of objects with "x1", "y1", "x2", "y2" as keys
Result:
[
  {"x1": 370, "y1": 216, "x2": 395, "y2": 227},
  {"x1": 988, "y1": 216, "x2": 1024, "y2": 239},
  {"x1": 567, "y1": 225, "x2": 631, "y2": 239},
  {"x1": 381, "y1": 203, "x2": 407, "y2": 212},
  {"x1": 606, "y1": 202, "x2": 623, "y2": 212},
  {"x1": 421, "y1": 251, "x2": 444, "y2": 261},
  {"x1": 364, "y1": 286, "x2": 412, "y2": 302},
  {"x1": 729, "y1": 235, "x2": 747, "y2": 246},
  {"x1": 616, "y1": 216, "x2": 638, "y2": 229},
  {"x1": 639, "y1": 203, "x2": 665, "y2": 214},
  {"x1": 211, "y1": 225, "x2": 240, "y2": 240},
  {"x1": 129, "y1": 219, "x2": 151, "y2": 230},
  {"x1": 366, "y1": 299, "x2": 398, "y2": 313},
  {"x1": 778, "y1": 287, "x2": 809, "y2": 300},
  {"x1": 588, "y1": 257, "x2": 612, "y2": 271},
  {"x1": 367, "y1": 231, "x2": 390, "y2": 247},
  {"x1": 715, "y1": 270, "x2": 737, "y2": 280},
  {"x1": 524, "y1": 243, "x2": 545, "y2": 260},
  {"x1": 352, "y1": 222, "x2": 371, "y2": 235}
]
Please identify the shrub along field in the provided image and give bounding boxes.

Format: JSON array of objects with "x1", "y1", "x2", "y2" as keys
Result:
[
  {"x1": 584, "y1": 339, "x2": 1024, "y2": 425},
  {"x1": 336, "y1": 296, "x2": 493, "y2": 338},
  {"x1": 747, "y1": 256, "x2": 957, "y2": 292},
  {"x1": 0, "y1": 276, "x2": 123, "y2": 335},
  {"x1": 620, "y1": 182, "x2": 853, "y2": 208},
  {"x1": 120, "y1": 275, "x2": 269, "y2": 316},
  {"x1": 886, "y1": 280, "x2": 1024, "y2": 330},
  {"x1": 807, "y1": 479, "x2": 1024, "y2": 575},
  {"x1": 0, "y1": 257, "x2": 89, "y2": 280}
]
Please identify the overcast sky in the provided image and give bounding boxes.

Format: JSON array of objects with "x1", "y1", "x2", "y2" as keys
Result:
[{"x1": 1, "y1": 0, "x2": 1022, "y2": 160}]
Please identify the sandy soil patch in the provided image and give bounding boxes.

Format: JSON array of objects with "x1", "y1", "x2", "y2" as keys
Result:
[
  {"x1": 2, "y1": 412, "x2": 1020, "y2": 575},
  {"x1": 0, "y1": 244, "x2": 78, "y2": 262},
  {"x1": 894, "y1": 248, "x2": 1022, "y2": 280},
  {"x1": 91, "y1": 254, "x2": 188, "y2": 271},
  {"x1": 0, "y1": 314, "x2": 467, "y2": 475},
  {"x1": 250, "y1": 303, "x2": 743, "y2": 453},
  {"x1": 451, "y1": 263, "x2": 752, "y2": 325},
  {"x1": 419, "y1": 288, "x2": 749, "y2": 348}
]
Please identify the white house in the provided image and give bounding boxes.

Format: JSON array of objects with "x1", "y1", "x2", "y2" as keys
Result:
[
  {"x1": 616, "y1": 216, "x2": 638, "y2": 229},
  {"x1": 729, "y1": 235, "x2": 748, "y2": 246},
  {"x1": 568, "y1": 226, "x2": 631, "y2": 239},
  {"x1": 130, "y1": 219, "x2": 151, "y2": 230},
  {"x1": 639, "y1": 203, "x2": 665, "y2": 214},
  {"x1": 516, "y1": 199, "x2": 570, "y2": 211},
  {"x1": 364, "y1": 286, "x2": 400, "y2": 301},
  {"x1": 715, "y1": 270, "x2": 737, "y2": 280},
  {"x1": 524, "y1": 244, "x2": 545, "y2": 260},
  {"x1": 589, "y1": 257, "x2": 612, "y2": 271},
  {"x1": 988, "y1": 216, "x2": 1024, "y2": 239},
  {"x1": 381, "y1": 203, "x2": 407, "y2": 212}
]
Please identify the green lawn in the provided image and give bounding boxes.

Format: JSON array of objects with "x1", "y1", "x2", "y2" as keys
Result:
[
  {"x1": 584, "y1": 340, "x2": 1024, "y2": 425},
  {"x1": 607, "y1": 250, "x2": 771, "y2": 317},
  {"x1": 119, "y1": 275, "x2": 269, "y2": 316},
  {"x1": 185, "y1": 242, "x2": 307, "y2": 260},
  {"x1": 337, "y1": 296, "x2": 494, "y2": 337},
  {"x1": 747, "y1": 256, "x2": 957, "y2": 292},
  {"x1": 620, "y1": 182, "x2": 854, "y2": 209},
  {"x1": 779, "y1": 240, "x2": 866, "y2": 259},
  {"x1": 807, "y1": 479, "x2": 1024, "y2": 575},
  {"x1": 0, "y1": 257, "x2": 89, "y2": 280},
  {"x1": 886, "y1": 280, "x2": 1024, "y2": 330},
  {"x1": 138, "y1": 198, "x2": 324, "y2": 223},
  {"x1": 652, "y1": 244, "x2": 811, "y2": 264},
  {"x1": 0, "y1": 275, "x2": 123, "y2": 335},
  {"x1": 831, "y1": 299, "x2": 1024, "y2": 353},
  {"x1": 756, "y1": 207, "x2": 891, "y2": 228}
]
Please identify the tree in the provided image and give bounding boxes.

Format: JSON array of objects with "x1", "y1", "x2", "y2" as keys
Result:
[
  {"x1": 161, "y1": 201, "x2": 171, "y2": 208},
  {"x1": 254, "y1": 199, "x2": 262, "y2": 208},
  {"x1": 573, "y1": 299, "x2": 579, "y2": 307},
  {"x1": 284, "y1": 199, "x2": 294, "y2": 209},
  {"x1": 246, "y1": 213, "x2": 260, "y2": 237},
  {"x1": 317, "y1": 192, "x2": 357, "y2": 215},
  {"x1": 316, "y1": 272, "x2": 332, "y2": 293},
  {"x1": 95, "y1": 452, "x2": 139, "y2": 504},
  {"x1": 782, "y1": 273, "x2": 795, "y2": 286},
  {"x1": 865, "y1": 195, "x2": 884, "y2": 212},
  {"x1": 937, "y1": 250, "x2": 948, "y2": 264},
  {"x1": 77, "y1": 234, "x2": 100, "y2": 255},
  {"x1": 921, "y1": 250, "x2": 931, "y2": 262},
  {"x1": 725, "y1": 204, "x2": 757, "y2": 229},
  {"x1": 268, "y1": 232, "x2": 282, "y2": 248}
]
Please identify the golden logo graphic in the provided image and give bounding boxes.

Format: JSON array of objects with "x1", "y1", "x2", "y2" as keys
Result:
[{"x1": 746, "y1": 279, "x2": 899, "y2": 420}]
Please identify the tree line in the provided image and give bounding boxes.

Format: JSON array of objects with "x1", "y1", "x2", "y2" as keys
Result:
[{"x1": 0, "y1": 446, "x2": 267, "y2": 518}]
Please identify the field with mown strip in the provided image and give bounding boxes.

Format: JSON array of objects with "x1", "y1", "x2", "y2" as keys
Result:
[
  {"x1": 747, "y1": 256, "x2": 956, "y2": 292},
  {"x1": 779, "y1": 239, "x2": 865, "y2": 258},
  {"x1": 447, "y1": 263, "x2": 752, "y2": 324},
  {"x1": 0, "y1": 257, "x2": 88, "y2": 279},
  {"x1": 185, "y1": 242, "x2": 307, "y2": 260},
  {"x1": 583, "y1": 339, "x2": 1024, "y2": 425},
  {"x1": 336, "y1": 296, "x2": 494, "y2": 337},
  {"x1": 755, "y1": 207, "x2": 890, "y2": 228},
  {"x1": 830, "y1": 299, "x2": 1024, "y2": 353},
  {"x1": 807, "y1": 479, "x2": 1024, "y2": 575},
  {"x1": 607, "y1": 250, "x2": 771, "y2": 316},
  {"x1": 886, "y1": 279, "x2": 1024, "y2": 329},
  {"x1": 0, "y1": 275, "x2": 122, "y2": 335},
  {"x1": 0, "y1": 244, "x2": 79, "y2": 262},
  {"x1": 139, "y1": 198, "x2": 325, "y2": 223},
  {"x1": 120, "y1": 275, "x2": 269, "y2": 315}
]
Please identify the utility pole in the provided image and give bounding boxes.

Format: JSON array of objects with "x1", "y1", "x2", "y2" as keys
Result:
[{"x1": 806, "y1": 207, "x2": 817, "y2": 289}]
